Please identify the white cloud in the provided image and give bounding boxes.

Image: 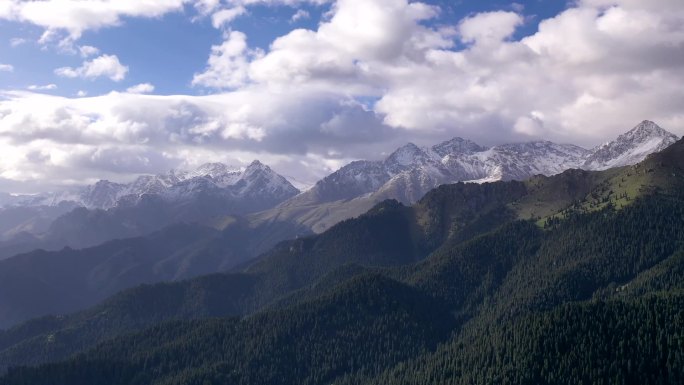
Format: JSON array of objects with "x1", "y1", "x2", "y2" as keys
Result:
[
  {"x1": 9, "y1": 37, "x2": 26, "y2": 47},
  {"x1": 0, "y1": 0, "x2": 188, "y2": 39},
  {"x1": 363, "y1": 1, "x2": 683, "y2": 144},
  {"x1": 247, "y1": 0, "x2": 448, "y2": 92},
  {"x1": 126, "y1": 83, "x2": 155, "y2": 94},
  {"x1": 77, "y1": 90, "x2": 87, "y2": 97},
  {"x1": 1, "y1": 0, "x2": 333, "y2": 44},
  {"x1": 458, "y1": 11, "x2": 523, "y2": 45},
  {"x1": 192, "y1": 31, "x2": 257, "y2": 89},
  {"x1": 0, "y1": 88, "x2": 396, "y2": 190},
  {"x1": 211, "y1": 6, "x2": 247, "y2": 28},
  {"x1": 291, "y1": 9, "x2": 310, "y2": 23},
  {"x1": 511, "y1": 3, "x2": 524, "y2": 13},
  {"x1": 27, "y1": 84, "x2": 58, "y2": 91},
  {"x1": 79, "y1": 45, "x2": 100, "y2": 58},
  {"x1": 0, "y1": 64, "x2": 14, "y2": 72},
  {"x1": 55, "y1": 54, "x2": 129, "y2": 81}
]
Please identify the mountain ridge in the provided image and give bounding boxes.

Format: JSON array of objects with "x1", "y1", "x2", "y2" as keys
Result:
[
  {"x1": 0, "y1": 160, "x2": 299, "y2": 211},
  {"x1": 252, "y1": 120, "x2": 679, "y2": 234}
]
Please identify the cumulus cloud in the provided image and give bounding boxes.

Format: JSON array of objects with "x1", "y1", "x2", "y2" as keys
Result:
[
  {"x1": 126, "y1": 83, "x2": 155, "y2": 94},
  {"x1": 192, "y1": 31, "x2": 258, "y2": 89},
  {"x1": 79, "y1": 45, "x2": 100, "y2": 58},
  {"x1": 458, "y1": 11, "x2": 523, "y2": 45},
  {"x1": 246, "y1": 0, "x2": 448, "y2": 94},
  {"x1": 0, "y1": 64, "x2": 13, "y2": 72},
  {"x1": 193, "y1": 0, "x2": 684, "y2": 148},
  {"x1": 55, "y1": 54, "x2": 129, "y2": 81}
]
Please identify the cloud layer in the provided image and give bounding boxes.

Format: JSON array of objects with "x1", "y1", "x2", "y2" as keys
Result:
[{"x1": 1, "y1": 0, "x2": 684, "y2": 192}]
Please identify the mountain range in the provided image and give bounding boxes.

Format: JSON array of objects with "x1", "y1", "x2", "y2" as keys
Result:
[
  {"x1": 2, "y1": 120, "x2": 674, "y2": 213},
  {"x1": 0, "y1": 161, "x2": 301, "y2": 259},
  {"x1": 1, "y1": 130, "x2": 683, "y2": 384},
  {"x1": 252, "y1": 120, "x2": 678, "y2": 233},
  {"x1": 2, "y1": 160, "x2": 299, "y2": 211}
]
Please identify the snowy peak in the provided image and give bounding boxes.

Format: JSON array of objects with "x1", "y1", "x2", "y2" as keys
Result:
[
  {"x1": 243, "y1": 160, "x2": 269, "y2": 174},
  {"x1": 155, "y1": 160, "x2": 299, "y2": 203},
  {"x1": 432, "y1": 137, "x2": 486, "y2": 158},
  {"x1": 189, "y1": 162, "x2": 242, "y2": 179},
  {"x1": 234, "y1": 160, "x2": 300, "y2": 199},
  {"x1": 583, "y1": 120, "x2": 678, "y2": 170},
  {"x1": 385, "y1": 143, "x2": 443, "y2": 175},
  {"x1": 293, "y1": 120, "x2": 678, "y2": 208},
  {"x1": 483, "y1": 141, "x2": 590, "y2": 181},
  {"x1": 626, "y1": 120, "x2": 671, "y2": 138},
  {"x1": 386, "y1": 143, "x2": 426, "y2": 166}
]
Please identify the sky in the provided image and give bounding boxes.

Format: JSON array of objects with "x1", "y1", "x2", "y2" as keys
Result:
[{"x1": 0, "y1": 0, "x2": 683, "y2": 193}]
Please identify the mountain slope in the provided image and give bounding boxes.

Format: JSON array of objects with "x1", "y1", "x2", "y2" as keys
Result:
[
  {"x1": 0, "y1": 180, "x2": 530, "y2": 365},
  {"x1": 1, "y1": 275, "x2": 455, "y2": 385},
  {"x1": 3, "y1": 188, "x2": 684, "y2": 384},
  {"x1": 0, "y1": 215, "x2": 310, "y2": 329}
]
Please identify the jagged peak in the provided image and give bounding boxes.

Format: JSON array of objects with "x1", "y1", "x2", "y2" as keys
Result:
[
  {"x1": 593, "y1": 121, "x2": 676, "y2": 151},
  {"x1": 386, "y1": 142, "x2": 430, "y2": 166},
  {"x1": 192, "y1": 162, "x2": 242, "y2": 176},
  {"x1": 246, "y1": 159, "x2": 268, "y2": 170},
  {"x1": 243, "y1": 160, "x2": 278, "y2": 177},
  {"x1": 622, "y1": 120, "x2": 674, "y2": 139}
]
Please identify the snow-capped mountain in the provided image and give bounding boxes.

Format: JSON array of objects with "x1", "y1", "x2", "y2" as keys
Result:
[
  {"x1": 291, "y1": 136, "x2": 597, "y2": 207},
  {"x1": 304, "y1": 120, "x2": 676, "y2": 206},
  {"x1": 3, "y1": 161, "x2": 299, "y2": 211},
  {"x1": 371, "y1": 141, "x2": 591, "y2": 203},
  {"x1": 583, "y1": 120, "x2": 678, "y2": 170},
  {"x1": 257, "y1": 120, "x2": 679, "y2": 234},
  {"x1": 431, "y1": 137, "x2": 487, "y2": 158}
]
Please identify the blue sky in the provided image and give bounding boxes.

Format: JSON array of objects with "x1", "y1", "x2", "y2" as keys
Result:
[{"x1": 0, "y1": 0, "x2": 683, "y2": 192}]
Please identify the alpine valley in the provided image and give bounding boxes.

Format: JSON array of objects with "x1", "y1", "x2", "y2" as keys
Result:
[{"x1": 0, "y1": 120, "x2": 682, "y2": 385}]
